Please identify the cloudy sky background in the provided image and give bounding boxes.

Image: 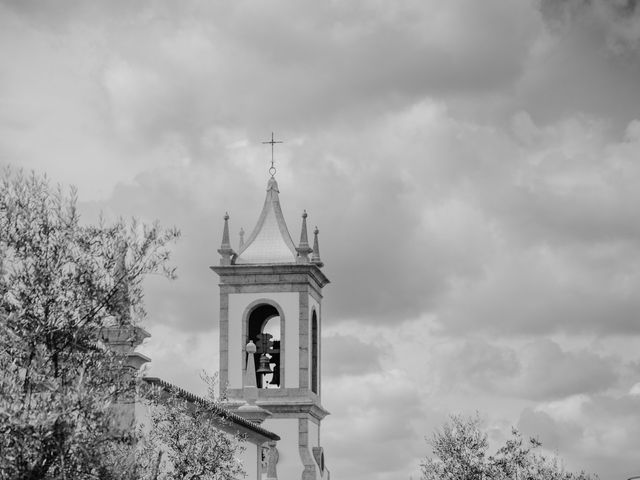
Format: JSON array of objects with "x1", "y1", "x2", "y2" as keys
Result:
[{"x1": 2, "y1": 0, "x2": 640, "y2": 478}]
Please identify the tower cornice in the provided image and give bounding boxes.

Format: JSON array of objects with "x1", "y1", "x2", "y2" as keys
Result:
[
  {"x1": 211, "y1": 263, "x2": 330, "y2": 290},
  {"x1": 223, "y1": 395, "x2": 330, "y2": 422}
]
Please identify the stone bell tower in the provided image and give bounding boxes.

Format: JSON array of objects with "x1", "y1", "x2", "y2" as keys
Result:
[{"x1": 211, "y1": 172, "x2": 330, "y2": 480}]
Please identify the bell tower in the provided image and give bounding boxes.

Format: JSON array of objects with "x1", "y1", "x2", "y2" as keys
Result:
[{"x1": 211, "y1": 173, "x2": 330, "y2": 480}]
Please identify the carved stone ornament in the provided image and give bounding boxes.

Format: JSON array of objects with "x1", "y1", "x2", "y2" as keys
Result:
[{"x1": 265, "y1": 441, "x2": 279, "y2": 480}]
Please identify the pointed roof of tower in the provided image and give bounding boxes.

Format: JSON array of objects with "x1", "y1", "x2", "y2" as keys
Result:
[{"x1": 235, "y1": 177, "x2": 297, "y2": 264}]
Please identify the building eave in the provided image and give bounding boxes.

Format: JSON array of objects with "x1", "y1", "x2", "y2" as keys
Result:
[{"x1": 142, "y1": 377, "x2": 280, "y2": 442}]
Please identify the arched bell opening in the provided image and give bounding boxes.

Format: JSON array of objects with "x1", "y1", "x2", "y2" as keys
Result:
[
  {"x1": 247, "y1": 303, "x2": 282, "y2": 389},
  {"x1": 311, "y1": 310, "x2": 318, "y2": 394}
]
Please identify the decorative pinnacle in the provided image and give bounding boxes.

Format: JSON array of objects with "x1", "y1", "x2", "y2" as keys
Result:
[
  {"x1": 239, "y1": 227, "x2": 245, "y2": 250},
  {"x1": 262, "y1": 132, "x2": 283, "y2": 177},
  {"x1": 311, "y1": 225, "x2": 324, "y2": 267},
  {"x1": 221, "y1": 212, "x2": 231, "y2": 247},
  {"x1": 299, "y1": 210, "x2": 310, "y2": 247},
  {"x1": 296, "y1": 210, "x2": 313, "y2": 263},
  {"x1": 218, "y1": 212, "x2": 235, "y2": 265}
]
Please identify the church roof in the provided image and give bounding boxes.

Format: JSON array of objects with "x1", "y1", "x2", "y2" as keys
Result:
[
  {"x1": 142, "y1": 377, "x2": 280, "y2": 441},
  {"x1": 235, "y1": 177, "x2": 297, "y2": 264}
]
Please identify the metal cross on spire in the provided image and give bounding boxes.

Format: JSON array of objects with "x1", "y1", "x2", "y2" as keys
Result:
[{"x1": 262, "y1": 132, "x2": 283, "y2": 177}]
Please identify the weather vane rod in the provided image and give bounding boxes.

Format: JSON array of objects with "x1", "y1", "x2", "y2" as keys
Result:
[{"x1": 262, "y1": 132, "x2": 283, "y2": 177}]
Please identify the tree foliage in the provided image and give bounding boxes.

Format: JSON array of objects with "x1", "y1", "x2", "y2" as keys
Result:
[
  {"x1": 421, "y1": 414, "x2": 597, "y2": 480},
  {"x1": 135, "y1": 374, "x2": 246, "y2": 480},
  {"x1": 0, "y1": 168, "x2": 179, "y2": 479}
]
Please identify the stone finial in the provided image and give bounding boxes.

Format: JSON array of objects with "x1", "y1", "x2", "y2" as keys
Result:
[
  {"x1": 267, "y1": 176, "x2": 279, "y2": 193},
  {"x1": 244, "y1": 340, "x2": 258, "y2": 391},
  {"x1": 217, "y1": 212, "x2": 235, "y2": 265},
  {"x1": 237, "y1": 340, "x2": 271, "y2": 424},
  {"x1": 296, "y1": 210, "x2": 313, "y2": 264},
  {"x1": 311, "y1": 226, "x2": 324, "y2": 268},
  {"x1": 113, "y1": 240, "x2": 132, "y2": 321},
  {"x1": 239, "y1": 227, "x2": 245, "y2": 250}
]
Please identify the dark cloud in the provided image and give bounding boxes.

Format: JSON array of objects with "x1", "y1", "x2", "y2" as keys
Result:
[
  {"x1": 1, "y1": 0, "x2": 542, "y2": 152},
  {"x1": 540, "y1": 0, "x2": 640, "y2": 45},
  {"x1": 520, "y1": 0, "x2": 640, "y2": 130}
]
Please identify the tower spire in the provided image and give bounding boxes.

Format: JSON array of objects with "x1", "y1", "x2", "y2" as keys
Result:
[{"x1": 235, "y1": 177, "x2": 297, "y2": 264}]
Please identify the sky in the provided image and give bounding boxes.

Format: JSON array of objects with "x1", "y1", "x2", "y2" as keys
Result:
[{"x1": 1, "y1": 0, "x2": 640, "y2": 478}]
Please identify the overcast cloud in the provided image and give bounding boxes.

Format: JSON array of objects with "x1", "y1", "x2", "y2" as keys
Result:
[{"x1": 2, "y1": 1, "x2": 640, "y2": 479}]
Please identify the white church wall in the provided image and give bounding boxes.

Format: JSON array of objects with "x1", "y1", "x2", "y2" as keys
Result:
[
  {"x1": 308, "y1": 418, "x2": 320, "y2": 448},
  {"x1": 238, "y1": 443, "x2": 259, "y2": 480},
  {"x1": 227, "y1": 292, "x2": 299, "y2": 389},
  {"x1": 285, "y1": 294, "x2": 300, "y2": 388}
]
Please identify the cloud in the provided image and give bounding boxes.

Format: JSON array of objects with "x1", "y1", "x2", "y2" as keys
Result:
[
  {"x1": 429, "y1": 113, "x2": 640, "y2": 336},
  {"x1": 432, "y1": 338, "x2": 618, "y2": 401},
  {"x1": 511, "y1": 340, "x2": 618, "y2": 400},
  {"x1": 541, "y1": 0, "x2": 640, "y2": 57},
  {"x1": 73, "y1": 99, "x2": 640, "y2": 338},
  {"x1": 518, "y1": 392, "x2": 640, "y2": 479},
  {"x1": 323, "y1": 333, "x2": 386, "y2": 377},
  {"x1": 3, "y1": 1, "x2": 640, "y2": 479},
  {"x1": 430, "y1": 338, "x2": 520, "y2": 394},
  {"x1": 323, "y1": 370, "x2": 433, "y2": 480},
  {"x1": 138, "y1": 324, "x2": 219, "y2": 396},
  {"x1": 517, "y1": 0, "x2": 640, "y2": 130},
  {"x1": 1, "y1": 0, "x2": 543, "y2": 154}
]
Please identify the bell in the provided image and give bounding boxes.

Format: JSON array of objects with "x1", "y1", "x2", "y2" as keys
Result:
[{"x1": 256, "y1": 353, "x2": 273, "y2": 375}]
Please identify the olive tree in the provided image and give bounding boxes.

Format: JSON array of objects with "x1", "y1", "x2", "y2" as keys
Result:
[
  {"x1": 0, "y1": 168, "x2": 179, "y2": 479},
  {"x1": 421, "y1": 414, "x2": 597, "y2": 480}
]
